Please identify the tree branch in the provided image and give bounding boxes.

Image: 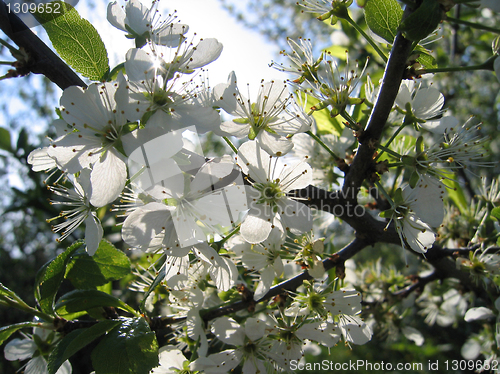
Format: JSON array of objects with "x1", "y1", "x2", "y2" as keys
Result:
[
  {"x1": 0, "y1": 0, "x2": 85, "y2": 89},
  {"x1": 342, "y1": 15, "x2": 414, "y2": 201}
]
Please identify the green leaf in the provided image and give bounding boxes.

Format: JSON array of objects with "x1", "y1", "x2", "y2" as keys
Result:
[
  {"x1": 66, "y1": 240, "x2": 131, "y2": 289},
  {"x1": 446, "y1": 178, "x2": 468, "y2": 214},
  {"x1": 47, "y1": 320, "x2": 121, "y2": 374},
  {"x1": 300, "y1": 92, "x2": 343, "y2": 136},
  {"x1": 491, "y1": 207, "x2": 500, "y2": 221},
  {"x1": 399, "y1": 0, "x2": 442, "y2": 42},
  {"x1": 364, "y1": 0, "x2": 403, "y2": 44},
  {"x1": 0, "y1": 322, "x2": 40, "y2": 346},
  {"x1": 0, "y1": 282, "x2": 22, "y2": 300},
  {"x1": 0, "y1": 128, "x2": 12, "y2": 152},
  {"x1": 55, "y1": 289, "x2": 137, "y2": 316},
  {"x1": 35, "y1": 240, "x2": 85, "y2": 315},
  {"x1": 32, "y1": 1, "x2": 109, "y2": 81},
  {"x1": 91, "y1": 317, "x2": 159, "y2": 374},
  {"x1": 414, "y1": 49, "x2": 438, "y2": 70}
]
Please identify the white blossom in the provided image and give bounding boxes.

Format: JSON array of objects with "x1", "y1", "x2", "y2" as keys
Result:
[
  {"x1": 214, "y1": 72, "x2": 312, "y2": 156},
  {"x1": 236, "y1": 140, "x2": 313, "y2": 243}
]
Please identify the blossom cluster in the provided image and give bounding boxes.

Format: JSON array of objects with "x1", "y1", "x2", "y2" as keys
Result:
[{"x1": 4, "y1": 0, "x2": 498, "y2": 373}]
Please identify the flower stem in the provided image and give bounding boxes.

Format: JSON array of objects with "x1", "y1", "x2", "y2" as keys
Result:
[
  {"x1": 375, "y1": 122, "x2": 408, "y2": 161},
  {"x1": 415, "y1": 56, "x2": 497, "y2": 75},
  {"x1": 374, "y1": 181, "x2": 395, "y2": 208},
  {"x1": 344, "y1": 15, "x2": 388, "y2": 63},
  {"x1": 306, "y1": 131, "x2": 340, "y2": 159},
  {"x1": 340, "y1": 111, "x2": 360, "y2": 130},
  {"x1": 217, "y1": 225, "x2": 241, "y2": 247},
  {"x1": 223, "y1": 136, "x2": 238, "y2": 154},
  {"x1": 446, "y1": 16, "x2": 500, "y2": 34},
  {"x1": 377, "y1": 144, "x2": 403, "y2": 160}
]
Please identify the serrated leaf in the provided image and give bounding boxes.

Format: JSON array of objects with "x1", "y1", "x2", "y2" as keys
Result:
[
  {"x1": 0, "y1": 128, "x2": 12, "y2": 152},
  {"x1": 399, "y1": 0, "x2": 442, "y2": 42},
  {"x1": 32, "y1": 1, "x2": 109, "y2": 81},
  {"x1": 55, "y1": 289, "x2": 137, "y2": 316},
  {"x1": 91, "y1": 317, "x2": 159, "y2": 374},
  {"x1": 66, "y1": 240, "x2": 131, "y2": 289},
  {"x1": 0, "y1": 322, "x2": 40, "y2": 346},
  {"x1": 491, "y1": 207, "x2": 500, "y2": 221},
  {"x1": 415, "y1": 50, "x2": 438, "y2": 70},
  {"x1": 35, "y1": 240, "x2": 85, "y2": 315},
  {"x1": 364, "y1": 0, "x2": 403, "y2": 44},
  {"x1": 47, "y1": 320, "x2": 121, "y2": 374}
]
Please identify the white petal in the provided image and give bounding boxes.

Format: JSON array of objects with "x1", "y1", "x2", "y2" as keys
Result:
[
  {"x1": 106, "y1": 1, "x2": 127, "y2": 31},
  {"x1": 212, "y1": 317, "x2": 245, "y2": 346},
  {"x1": 278, "y1": 161, "x2": 312, "y2": 191},
  {"x1": 236, "y1": 141, "x2": 270, "y2": 183},
  {"x1": 421, "y1": 115, "x2": 459, "y2": 135},
  {"x1": 461, "y1": 338, "x2": 481, "y2": 360},
  {"x1": 27, "y1": 147, "x2": 57, "y2": 172},
  {"x1": 411, "y1": 175, "x2": 444, "y2": 227},
  {"x1": 47, "y1": 133, "x2": 101, "y2": 174},
  {"x1": 121, "y1": 202, "x2": 171, "y2": 249},
  {"x1": 152, "y1": 346, "x2": 186, "y2": 373},
  {"x1": 89, "y1": 149, "x2": 127, "y2": 207},
  {"x1": 124, "y1": 0, "x2": 150, "y2": 35},
  {"x1": 401, "y1": 215, "x2": 435, "y2": 253},
  {"x1": 219, "y1": 120, "x2": 249, "y2": 138},
  {"x1": 240, "y1": 214, "x2": 273, "y2": 244},
  {"x1": 4, "y1": 338, "x2": 36, "y2": 361},
  {"x1": 277, "y1": 199, "x2": 312, "y2": 235},
  {"x1": 56, "y1": 360, "x2": 72, "y2": 374},
  {"x1": 339, "y1": 315, "x2": 372, "y2": 345},
  {"x1": 257, "y1": 131, "x2": 293, "y2": 156},
  {"x1": 185, "y1": 38, "x2": 223, "y2": 70},
  {"x1": 464, "y1": 307, "x2": 495, "y2": 322},
  {"x1": 401, "y1": 326, "x2": 424, "y2": 346},
  {"x1": 244, "y1": 317, "x2": 267, "y2": 341},
  {"x1": 125, "y1": 48, "x2": 156, "y2": 86},
  {"x1": 254, "y1": 266, "x2": 275, "y2": 300},
  {"x1": 85, "y1": 215, "x2": 103, "y2": 256},
  {"x1": 296, "y1": 322, "x2": 340, "y2": 348},
  {"x1": 25, "y1": 356, "x2": 49, "y2": 374},
  {"x1": 412, "y1": 87, "x2": 444, "y2": 119},
  {"x1": 213, "y1": 71, "x2": 239, "y2": 113},
  {"x1": 395, "y1": 80, "x2": 413, "y2": 108}
]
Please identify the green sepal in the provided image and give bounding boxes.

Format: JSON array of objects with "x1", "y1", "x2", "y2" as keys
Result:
[
  {"x1": 415, "y1": 136, "x2": 424, "y2": 155},
  {"x1": 248, "y1": 126, "x2": 258, "y2": 140},
  {"x1": 379, "y1": 209, "x2": 394, "y2": 218},
  {"x1": 409, "y1": 170, "x2": 420, "y2": 188},
  {"x1": 393, "y1": 188, "x2": 404, "y2": 206}
]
